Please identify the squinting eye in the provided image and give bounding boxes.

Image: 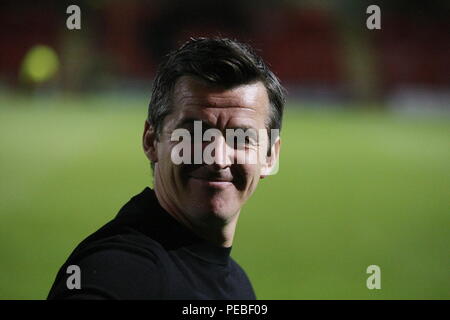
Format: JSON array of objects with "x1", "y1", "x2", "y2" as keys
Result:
[
  {"x1": 231, "y1": 136, "x2": 256, "y2": 149},
  {"x1": 243, "y1": 137, "x2": 252, "y2": 146},
  {"x1": 247, "y1": 136, "x2": 258, "y2": 145}
]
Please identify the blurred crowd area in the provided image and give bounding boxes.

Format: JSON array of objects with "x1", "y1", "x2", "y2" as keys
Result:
[{"x1": 0, "y1": 0, "x2": 449, "y2": 111}]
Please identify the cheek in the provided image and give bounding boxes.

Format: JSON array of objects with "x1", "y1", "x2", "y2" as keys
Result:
[
  {"x1": 246, "y1": 165, "x2": 261, "y2": 190},
  {"x1": 235, "y1": 148, "x2": 262, "y2": 176},
  {"x1": 158, "y1": 140, "x2": 183, "y2": 170},
  {"x1": 157, "y1": 143, "x2": 184, "y2": 185},
  {"x1": 233, "y1": 163, "x2": 261, "y2": 193}
]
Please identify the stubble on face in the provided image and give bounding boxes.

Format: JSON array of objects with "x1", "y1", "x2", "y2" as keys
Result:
[{"x1": 153, "y1": 76, "x2": 271, "y2": 224}]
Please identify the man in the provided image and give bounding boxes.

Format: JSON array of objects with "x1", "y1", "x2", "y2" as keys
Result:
[{"x1": 48, "y1": 38, "x2": 286, "y2": 299}]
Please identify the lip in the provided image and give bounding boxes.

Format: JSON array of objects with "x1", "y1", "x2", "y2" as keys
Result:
[{"x1": 188, "y1": 176, "x2": 233, "y2": 188}]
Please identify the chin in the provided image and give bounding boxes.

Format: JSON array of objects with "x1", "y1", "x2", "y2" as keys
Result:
[{"x1": 188, "y1": 190, "x2": 240, "y2": 220}]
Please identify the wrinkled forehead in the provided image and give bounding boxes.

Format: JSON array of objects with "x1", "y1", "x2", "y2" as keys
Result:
[{"x1": 169, "y1": 76, "x2": 270, "y2": 127}]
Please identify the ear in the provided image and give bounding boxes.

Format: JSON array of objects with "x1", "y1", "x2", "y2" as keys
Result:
[
  {"x1": 260, "y1": 136, "x2": 281, "y2": 179},
  {"x1": 142, "y1": 120, "x2": 158, "y2": 163}
]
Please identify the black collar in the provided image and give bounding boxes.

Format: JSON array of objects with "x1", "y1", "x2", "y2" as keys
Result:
[{"x1": 117, "y1": 187, "x2": 232, "y2": 265}]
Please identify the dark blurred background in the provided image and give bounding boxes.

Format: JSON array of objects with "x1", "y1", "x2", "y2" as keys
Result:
[
  {"x1": 0, "y1": 0, "x2": 449, "y2": 299},
  {"x1": 1, "y1": 0, "x2": 449, "y2": 110}
]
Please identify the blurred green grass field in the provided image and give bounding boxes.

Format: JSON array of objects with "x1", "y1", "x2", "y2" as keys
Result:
[{"x1": 0, "y1": 94, "x2": 449, "y2": 299}]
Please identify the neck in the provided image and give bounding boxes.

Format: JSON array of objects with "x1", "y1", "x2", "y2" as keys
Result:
[
  {"x1": 187, "y1": 213, "x2": 240, "y2": 248},
  {"x1": 153, "y1": 179, "x2": 239, "y2": 248}
]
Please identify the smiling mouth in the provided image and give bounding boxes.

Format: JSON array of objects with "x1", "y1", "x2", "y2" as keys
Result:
[{"x1": 188, "y1": 175, "x2": 234, "y2": 187}]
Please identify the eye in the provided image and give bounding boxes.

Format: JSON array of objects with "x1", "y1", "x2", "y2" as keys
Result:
[
  {"x1": 225, "y1": 128, "x2": 259, "y2": 149},
  {"x1": 230, "y1": 135, "x2": 256, "y2": 149}
]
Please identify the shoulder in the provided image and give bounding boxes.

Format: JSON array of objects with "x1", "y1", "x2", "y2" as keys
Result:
[
  {"x1": 229, "y1": 257, "x2": 252, "y2": 280},
  {"x1": 48, "y1": 233, "x2": 169, "y2": 299},
  {"x1": 48, "y1": 188, "x2": 173, "y2": 299},
  {"x1": 229, "y1": 257, "x2": 257, "y2": 299}
]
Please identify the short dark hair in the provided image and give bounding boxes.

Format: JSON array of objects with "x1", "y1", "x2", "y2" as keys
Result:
[{"x1": 147, "y1": 37, "x2": 286, "y2": 136}]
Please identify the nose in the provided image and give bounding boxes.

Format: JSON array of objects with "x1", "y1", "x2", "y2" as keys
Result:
[{"x1": 208, "y1": 134, "x2": 234, "y2": 169}]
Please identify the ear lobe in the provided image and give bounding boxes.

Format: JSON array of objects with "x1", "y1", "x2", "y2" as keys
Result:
[
  {"x1": 142, "y1": 120, "x2": 158, "y2": 163},
  {"x1": 260, "y1": 137, "x2": 281, "y2": 179}
]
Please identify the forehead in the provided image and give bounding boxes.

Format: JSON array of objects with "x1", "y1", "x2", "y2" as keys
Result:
[{"x1": 170, "y1": 76, "x2": 270, "y2": 126}]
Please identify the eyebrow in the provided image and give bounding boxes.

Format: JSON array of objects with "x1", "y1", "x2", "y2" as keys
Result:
[
  {"x1": 175, "y1": 118, "x2": 212, "y2": 129},
  {"x1": 175, "y1": 118, "x2": 256, "y2": 132}
]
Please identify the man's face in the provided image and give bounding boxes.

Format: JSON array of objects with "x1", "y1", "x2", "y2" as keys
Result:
[{"x1": 144, "y1": 76, "x2": 279, "y2": 223}]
